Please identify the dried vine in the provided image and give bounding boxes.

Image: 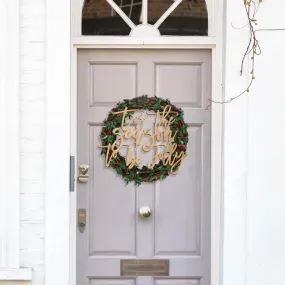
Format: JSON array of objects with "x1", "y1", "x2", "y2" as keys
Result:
[{"x1": 206, "y1": 0, "x2": 262, "y2": 110}]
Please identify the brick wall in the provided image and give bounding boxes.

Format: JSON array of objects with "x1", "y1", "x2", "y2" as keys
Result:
[
  {"x1": 83, "y1": 0, "x2": 207, "y2": 20},
  {"x1": 19, "y1": 0, "x2": 46, "y2": 284}
]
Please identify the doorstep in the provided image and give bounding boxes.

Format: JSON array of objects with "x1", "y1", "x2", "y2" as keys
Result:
[{"x1": 0, "y1": 269, "x2": 32, "y2": 281}]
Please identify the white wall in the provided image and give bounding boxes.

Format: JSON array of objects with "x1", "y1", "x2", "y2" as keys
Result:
[
  {"x1": 223, "y1": 0, "x2": 249, "y2": 283},
  {"x1": 223, "y1": 0, "x2": 285, "y2": 284},
  {"x1": 19, "y1": 0, "x2": 45, "y2": 284},
  {"x1": 247, "y1": 0, "x2": 285, "y2": 283}
]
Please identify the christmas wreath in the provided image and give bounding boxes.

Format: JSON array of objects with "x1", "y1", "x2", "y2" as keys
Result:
[{"x1": 98, "y1": 95, "x2": 188, "y2": 185}]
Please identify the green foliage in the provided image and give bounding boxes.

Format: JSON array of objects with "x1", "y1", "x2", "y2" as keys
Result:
[{"x1": 100, "y1": 95, "x2": 189, "y2": 185}]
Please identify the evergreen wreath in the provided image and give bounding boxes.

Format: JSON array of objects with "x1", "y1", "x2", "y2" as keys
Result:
[{"x1": 99, "y1": 95, "x2": 189, "y2": 185}]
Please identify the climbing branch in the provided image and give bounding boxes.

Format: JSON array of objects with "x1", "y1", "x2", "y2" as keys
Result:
[{"x1": 206, "y1": 0, "x2": 262, "y2": 110}]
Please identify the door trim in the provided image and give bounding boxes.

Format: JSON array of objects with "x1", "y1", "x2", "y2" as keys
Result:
[{"x1": 46, "y1": 2, "x2": 225, "y2": 285}]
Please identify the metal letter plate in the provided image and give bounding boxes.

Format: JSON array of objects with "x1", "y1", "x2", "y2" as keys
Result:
[{"x1": 120, "y1": 259, "x2": 169, "y2": 276}]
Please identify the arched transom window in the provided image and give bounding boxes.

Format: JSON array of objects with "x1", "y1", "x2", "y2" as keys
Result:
[{"x1": 82, "y1": 0, "x2": 208, "y2": 36}]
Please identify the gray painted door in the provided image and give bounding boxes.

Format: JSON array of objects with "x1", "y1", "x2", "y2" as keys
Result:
[{"x1": 77, "y1": 49, "x2": 211, "y2": 285}]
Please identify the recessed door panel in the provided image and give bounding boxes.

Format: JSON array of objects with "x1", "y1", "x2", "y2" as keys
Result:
[
  {"x1": 89, "y1": 126, "x2": 136, "y2": 256},
  {"x1": 155, "y1": 126, "x2": 203, "y2": 256}
]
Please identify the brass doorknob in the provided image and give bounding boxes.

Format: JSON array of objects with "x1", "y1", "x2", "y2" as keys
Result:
[{"x1": 139, "y1": 206, "x2": 152, "y2": 218}]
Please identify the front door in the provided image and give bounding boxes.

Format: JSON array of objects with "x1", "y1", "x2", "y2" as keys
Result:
[{"x1": 77, "y1": 49, "x2": 211, "y2": 285}]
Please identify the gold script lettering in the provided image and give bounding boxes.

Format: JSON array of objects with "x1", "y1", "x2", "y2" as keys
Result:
[{"x1": 98, "y1": 105, "x2": 187, "y2": 174}]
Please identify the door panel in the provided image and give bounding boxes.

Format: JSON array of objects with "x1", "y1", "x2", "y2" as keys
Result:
[
  {"x1": 89, "y1": 63, "x2": 137, "y2": 103},
  {"x1": 155, "y1": 63, "x2": 202, "y2": 107},
  {"x1": 155, "y1": 126, "x2": 203, "y2": 257},
  {"x1": 89, "y1": 127, "x2": 136, "y2": 256},
  {"x1": 77, "y1": 49, "x2": 211, "y2": 285}
]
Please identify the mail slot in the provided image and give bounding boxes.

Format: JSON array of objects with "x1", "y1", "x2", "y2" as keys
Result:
[{"x1": 120, "y1": 259, "x2": 169, "y2": 276}]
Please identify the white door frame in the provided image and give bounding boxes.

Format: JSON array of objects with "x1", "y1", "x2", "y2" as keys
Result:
[{"x1": 46, "y1": 1, "x2": 225, "y2": 285}]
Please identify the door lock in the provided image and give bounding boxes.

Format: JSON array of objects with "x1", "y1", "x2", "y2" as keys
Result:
[
  {"x1": 78, "y1": 208, "x2": 86, "y2": 233},
  {"x1": 78, "y1": 165, "x2": 89, "y2": 183}
]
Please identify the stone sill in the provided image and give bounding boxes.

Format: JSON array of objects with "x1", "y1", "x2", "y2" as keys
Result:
[{"x1": 0, "y1": 269, "x2": 32, "y2": 281}]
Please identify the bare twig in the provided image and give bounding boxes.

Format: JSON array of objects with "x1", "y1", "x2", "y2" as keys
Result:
[
  {"x1": 206, "y1": 0, "x2": 262, "y2": 110},
  {"x1": 255, "y1": 28, "x2": 285, "y2": 31}
]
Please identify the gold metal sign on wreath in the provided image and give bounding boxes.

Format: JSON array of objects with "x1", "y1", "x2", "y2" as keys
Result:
[{"x1": 98, "y1": 95, "x2": 189, "y2": 185}]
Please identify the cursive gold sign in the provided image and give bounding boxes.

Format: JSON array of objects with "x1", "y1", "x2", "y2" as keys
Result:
[{"x1": 98, "y1": 105, "x2": 186, "y2": 174}]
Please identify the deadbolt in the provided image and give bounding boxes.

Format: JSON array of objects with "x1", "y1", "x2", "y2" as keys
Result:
[
  {"x1": 78, "y1": 165, "x2": 89, "y2": 183},
  {"x1": 80, "y1": 165, "x2": 88, "y2": 175},
  {"x1": 78, "y1": 208, "x2": 86, "y2": 233}
]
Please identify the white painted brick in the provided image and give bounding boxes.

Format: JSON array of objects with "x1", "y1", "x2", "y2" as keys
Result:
[
  {"x1": 20, "y1": 112, "x2": 45, "y2": 127},
  {"x1": 20, "y1": 154, "x2": 43, "y2": 170},
  {"x1": 21, "y1": 70, "x2": 45, "y2": 85},
  {"x1": 20, "y1": 194, "x2": 44, "y2": 222},
  {"x1": 20, "y1": 2, "x2": 45, "y2": 16},
  {"x1": 20, "y1": 86, "x2": 45, "y2": 100},
  {"x1": 20, "y1": 126, "x2": 45, "y2": 154},
  {"x1": 21, "y1": 13, "x2": 45, "y2": 23},
  {"x1": 20, "y1": 250, "x2": 44, "y2": 269},
  {"x1": 20, "y1": 100, "x2": 45, "y2": 111},
  {"x1": 21, "y1": 15, "x2": 45, "y2": 28},
  {"x1": 31, "y1": 265, "x2": 44, "y2": 285},
  {"x1": 20, "y1": 33, "x2": 45, "y2": 45},
  {"x1": 19, "y1": 21, "x2": 45, "y2": 42},
  {"x1": 20, "y1": 154, "x2": 44, "y2": 182},
  {"x1": 20, "y1": 223, "x2": 44, "y2": 250},
  {"x1": 19, "y1": 0, "x2": 46, "y2": 283},
  {"x1": 21, "y1": 43, "x2": 45, "y2": 58},
  {"x1": 20, "y1": 59, "x2": 45, "y2": 72},
  {"x1": 20, "y1": 170, "x2": 44, "y2": 185},
  {"x1": 20, "y1": 181, "x2": 44, "y2": 194}
]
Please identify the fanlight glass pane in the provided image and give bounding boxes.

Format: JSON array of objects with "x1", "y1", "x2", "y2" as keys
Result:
[
  {"x1": 82, "y1": 0, "x2": 135, "y2": 35},
  {"x1": 82, "y1": 0, "x2": 208, "y2": 36},
  {"x1": 114, "y1": 0, "x2": 142, "y2": 23},
  {"x1": 149, "y1": 0, "x2": 208, "y2": 35}
]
